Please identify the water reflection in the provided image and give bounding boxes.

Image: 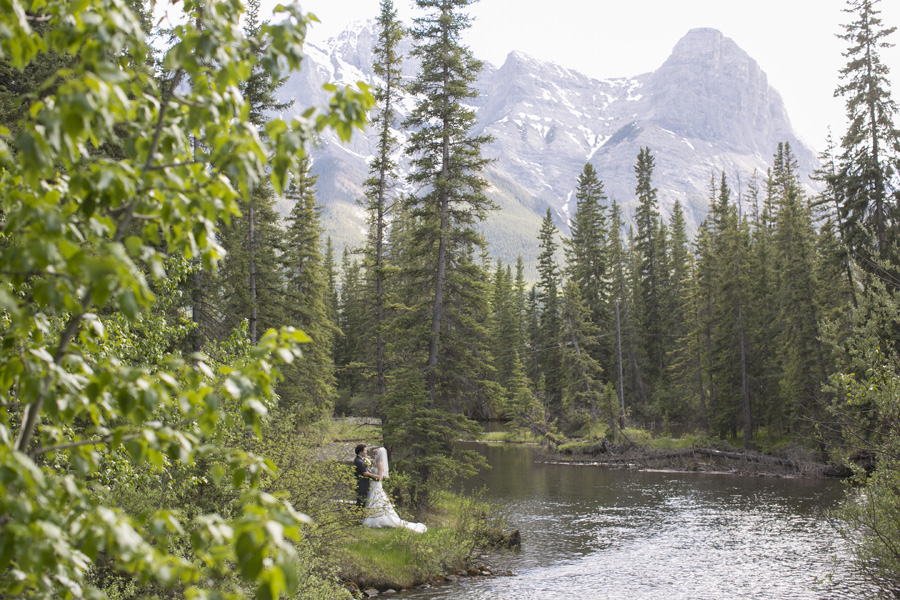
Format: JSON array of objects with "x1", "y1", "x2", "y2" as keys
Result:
[{"x1": 399, "y1": 442, "x2": 875, "y2": 599}]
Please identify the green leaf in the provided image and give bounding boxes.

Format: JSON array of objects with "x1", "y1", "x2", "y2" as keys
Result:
[
  {"x1": 124, "y1": 235, "x2": 142, "y2": 257},
  {"x1": 210, "y1": 464, "x2": 225, "y2": 486}
]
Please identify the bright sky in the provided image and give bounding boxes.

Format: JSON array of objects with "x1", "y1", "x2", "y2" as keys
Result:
[{"x1": 262, "y1": 0, "x2": 900, "y2": 154}]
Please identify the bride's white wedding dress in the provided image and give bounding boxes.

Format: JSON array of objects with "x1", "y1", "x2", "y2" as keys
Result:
[{"x1": 362, "y1": 466, "x2": 427, "y2": 533}]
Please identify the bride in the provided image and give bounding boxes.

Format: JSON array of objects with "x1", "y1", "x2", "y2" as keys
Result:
[{"x1": 362, "y1": 447, "x2": 427, "y2": 533}]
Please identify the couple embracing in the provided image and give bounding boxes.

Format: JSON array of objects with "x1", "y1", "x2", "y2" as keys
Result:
[{"x1": 354, "y1": 444, "x2": 427, "y2": 533}]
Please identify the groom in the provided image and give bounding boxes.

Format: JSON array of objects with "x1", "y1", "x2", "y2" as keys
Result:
[{"x1": 354, "y1": 444, "x2": 382, "y2": 508}]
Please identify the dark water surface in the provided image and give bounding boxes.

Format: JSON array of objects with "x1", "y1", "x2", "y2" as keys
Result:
[{"x1": 400, "y1": 442, "x2": 875, "y2": 599}]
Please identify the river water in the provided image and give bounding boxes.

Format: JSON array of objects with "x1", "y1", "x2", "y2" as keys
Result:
[{"x1": 399, "y1": 442, "x2": 876, "y2": 599}]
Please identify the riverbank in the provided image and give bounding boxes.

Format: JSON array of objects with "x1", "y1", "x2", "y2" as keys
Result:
[
  {"x1": 480, "y1": 424, "x2": 840, "y2": 478},
  {"x1": 539, "y1": 445, "x2": 834, "y2": 477},
  {"x1": 320, "y1": 419, "x2": 516, "y2": 597},
  {"x1": 337, "y1": 492, "x2": 516, "y2": 598}
]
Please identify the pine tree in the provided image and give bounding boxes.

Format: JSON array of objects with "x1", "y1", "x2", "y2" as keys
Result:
[
  {"x1": 773, "y1": 148, "x2": 827, "y2": 435},
  {"x1": 490, "y1": 260, "x2": 538, "y2": 424},
  {"x1": 560, "y1": 281, "x2": 617, "y2": 434},
  {"x1": 662, "y1": 200, "x2": 694, "y2": 419},
  {"x1": 403, "y1": 0, "x2": 494, "y2": 404},
  {"x1": 336, "y1": 249, "x2": 366, "y2": 406},
  {"x1": 383, "y1": 0, "x2": 497, "y2": 501},
  {"x1": 513, "y1": 256, "x2": 528, "y2": 357},
  {"x1": 632, "y1": 148, "x2": 664, "y2": 413},
  {"x1": 197, "y1": 0, "x2": 296, "y2": 346},
  {"x1": 667, "y1": 200, "x2": 691, "y2": 340},
  {"x1": 835, "y1": 0, "x2": 900, "y2": 260},
  {"x1": 214, "y1": 0, "x2": 292, "y2": 344},
  {"x1": 608, "y1": 201, "x2": 639, "y2": 418},
  {"x1": 324, "y1": 236, "x2": 340, "y2": 348},
  {"x1": 279, "y1": 157, "x2": 338, "y2": 423},
  {"x1": 536, "y1": 208, "x2": 563, "y2": 416},
  {"x1": 669, "y1": 252, "x2": 709, "y2": 426},
  {"x1": 746, "y1": 167, "x2": 788, "y2": 434},
  {"x1": 525, "y1": 286, "x2": 542, "y2": 386},
  {"x1": 491, "y1": 261, "x2": 517, "y2": 391},
  {"x1": 362, "y1": 0, "x2": 405, "y2": 399},
  {"x1": 215, "y1": 185, "x2": 286, "y2": 343},
  {"x1": 693, "y1": 220, "x2": 717, "y2": 430},
  {"x1": 564, "y1": 163, "x2": 610, "y2": 335},
  {"x1": 707, "y1": 173, "x2": 754, "y2": 445},
  {"x1": 812, "y1": 132, "x2": 858, "y2": 307}
]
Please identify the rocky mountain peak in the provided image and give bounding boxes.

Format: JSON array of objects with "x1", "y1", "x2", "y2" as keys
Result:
[
  {"x1": 276, "y1": 22, "x2": 820, "y2": 274},
  {"x1": 648, "y1": 28, "x2": 789, "y2": 151}
]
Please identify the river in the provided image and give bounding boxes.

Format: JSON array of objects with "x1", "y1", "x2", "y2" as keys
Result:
[{"x1": 399, "y1": 442, "x2": 876, "y2": 599}]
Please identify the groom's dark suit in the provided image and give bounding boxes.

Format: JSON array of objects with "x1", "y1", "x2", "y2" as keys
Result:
[{"x1": 354, "y1": 454, "x2": 371, "y2": 507}]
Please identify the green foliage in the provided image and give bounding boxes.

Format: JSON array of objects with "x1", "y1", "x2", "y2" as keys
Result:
[
  {"x1": 826, "y1": 273, "x2": 900, "y2": 588},
  {"x1": 479, "y1": 430, "x2": 542, "y2": 443},
  {"x1": 374, "y1": 0, "x2": 499, "y2": 505},
  {"x1": 534, "y1": 208, "x2": 563, "y2": 413},
  {"x1": 279, "y1": 156, "x2": 338, "y2": 424},
  {"x1": 339, "y1": 492, "x2": 503, "y2": 590},
  {"x1": 253, "y1": 416, "x2": 361, "y2": 599},
  {"x1": 834, "y1": 0, "x2": 900, "y2": 260},
  {"x1": 382, "y1": 369, "x2": 486, "y2": 509},
  {"x1": 0, "y1": 0, "x2": 372, "y2": 597}
]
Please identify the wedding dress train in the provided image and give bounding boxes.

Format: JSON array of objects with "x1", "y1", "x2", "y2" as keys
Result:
[{"x1": 362, "y1": 467, "x2": 427, "y2": 533}]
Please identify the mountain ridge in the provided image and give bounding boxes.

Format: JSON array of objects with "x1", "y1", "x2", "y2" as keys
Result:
[{"x1": 275, "y1": 23, "x2": 820, "y2": 272}]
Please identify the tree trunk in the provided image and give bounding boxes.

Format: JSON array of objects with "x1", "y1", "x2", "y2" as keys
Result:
[
  {"x1": 426, "y1": 52, "x2": 452, "y2": 405},
  {"x1": 737, "y1": 299, "x2": 751, "y2": 450},
  {"x1": 249, "y1": 202, "x2": 257, "y2": 344}
]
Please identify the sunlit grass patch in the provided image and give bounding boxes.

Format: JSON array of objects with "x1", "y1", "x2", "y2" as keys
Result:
[
  {"x1": 338, "y1": 492, "x2": 503, "y2": 590},
  {"x1": 480, "y1": 429, "x2": 542, "y2": 443}
]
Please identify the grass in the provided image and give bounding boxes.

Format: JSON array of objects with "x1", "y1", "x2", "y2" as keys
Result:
[
  {"x1": 298, "y1": 418, "x2": 382, "y2": 448},
  {"x1": 480, "y1": 429, "x2": 542, "y2": 443},
  {"x1": 554, "y1": 426, "x2": 707, "y2": 456},
  {"x1": 340, "y1": 528, "x2": 444, "y2": 590},
  {"x1": 338, "y1": 492, "x2": 503, "y2": 591}
]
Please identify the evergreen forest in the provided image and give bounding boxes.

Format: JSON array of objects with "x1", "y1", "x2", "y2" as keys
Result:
[{"x1": 1, "y1": 0, "x2": 900, "y2": 597}]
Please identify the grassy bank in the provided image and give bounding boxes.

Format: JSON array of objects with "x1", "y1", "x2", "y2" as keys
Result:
[
  {"x1": 319, "y1": 419, "x2": 510, "y2": 593},
  {"x1": 338, "y1": 492, "x2": 507, "y2": 592},
  {"x1": 479, "y1": 429, "x2": 542, "y2": 443}
]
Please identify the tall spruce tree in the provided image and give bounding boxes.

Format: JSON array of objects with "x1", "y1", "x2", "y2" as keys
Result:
[
  {"x1": 708, "y1": 173, "x2": 754, "y2": 444},
  {"x1": 835, "y1": 0, "x2": 900, "y2": 260},
  {"x1": 565, "y1": 164, "x2": 610, "y2": 327},
  {"x1": 661, "y1": 200, "x2": 693, "y2": 418},
  {"x1": 214, "y1": 0, "x2": 292, "y2": 344},
  {"x1": 336, "y1": 250, "x2": 366, "y2": 408},
  {"x1": 362, "y1": 0, "x2": 405, "y2": 400},
  {"x1": 514, "y1": 256, "x2": 529, "y2": 357},
  {"x1": 387, "y1": 0, "x2": 496, "y2": 504},
  {"x1": 812, "y1": 133, "x2": 859, "y2": 308},
  {"x1": 403, "y1": 0, "x2": 495, "y2": 404},
  {"x1": 746, "y1": 168, "x2": 789, "y2": 433},
  {"x1": 560, "y1": 281, "x2": 616, "y2": 434},
  {"x1": 280, "y1": 157, "x2": 338, "y2": 423},
  {"x1": 772, "y1": 146, "x2": 827, "y2": 435},
  {"x1": 536, "y1": 208, "x2": 564, "y2": 415},
  {"x1": 607, "y1": 201, "x2": 640, "y2": 418},
  {"x1": 632, "y1": 147, "x2": 665, "y2": 413}
]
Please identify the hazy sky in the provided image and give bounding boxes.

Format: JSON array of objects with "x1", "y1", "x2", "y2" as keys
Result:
[{"x1": 262, "y1": 0, "x2": 900, "y2": 154}]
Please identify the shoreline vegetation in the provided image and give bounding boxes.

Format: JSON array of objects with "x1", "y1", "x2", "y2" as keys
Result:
[
  {"x1": 478, "y1": 426, "x2": 847, "y2": 478},
  {"x1": 326, "y1": 419, "x2": 519, "y2": 597}
]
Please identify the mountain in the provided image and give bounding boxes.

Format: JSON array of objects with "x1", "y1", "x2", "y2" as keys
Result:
[{"x1": 275, "y1": 23, "x2": 819, "y2": 272}]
